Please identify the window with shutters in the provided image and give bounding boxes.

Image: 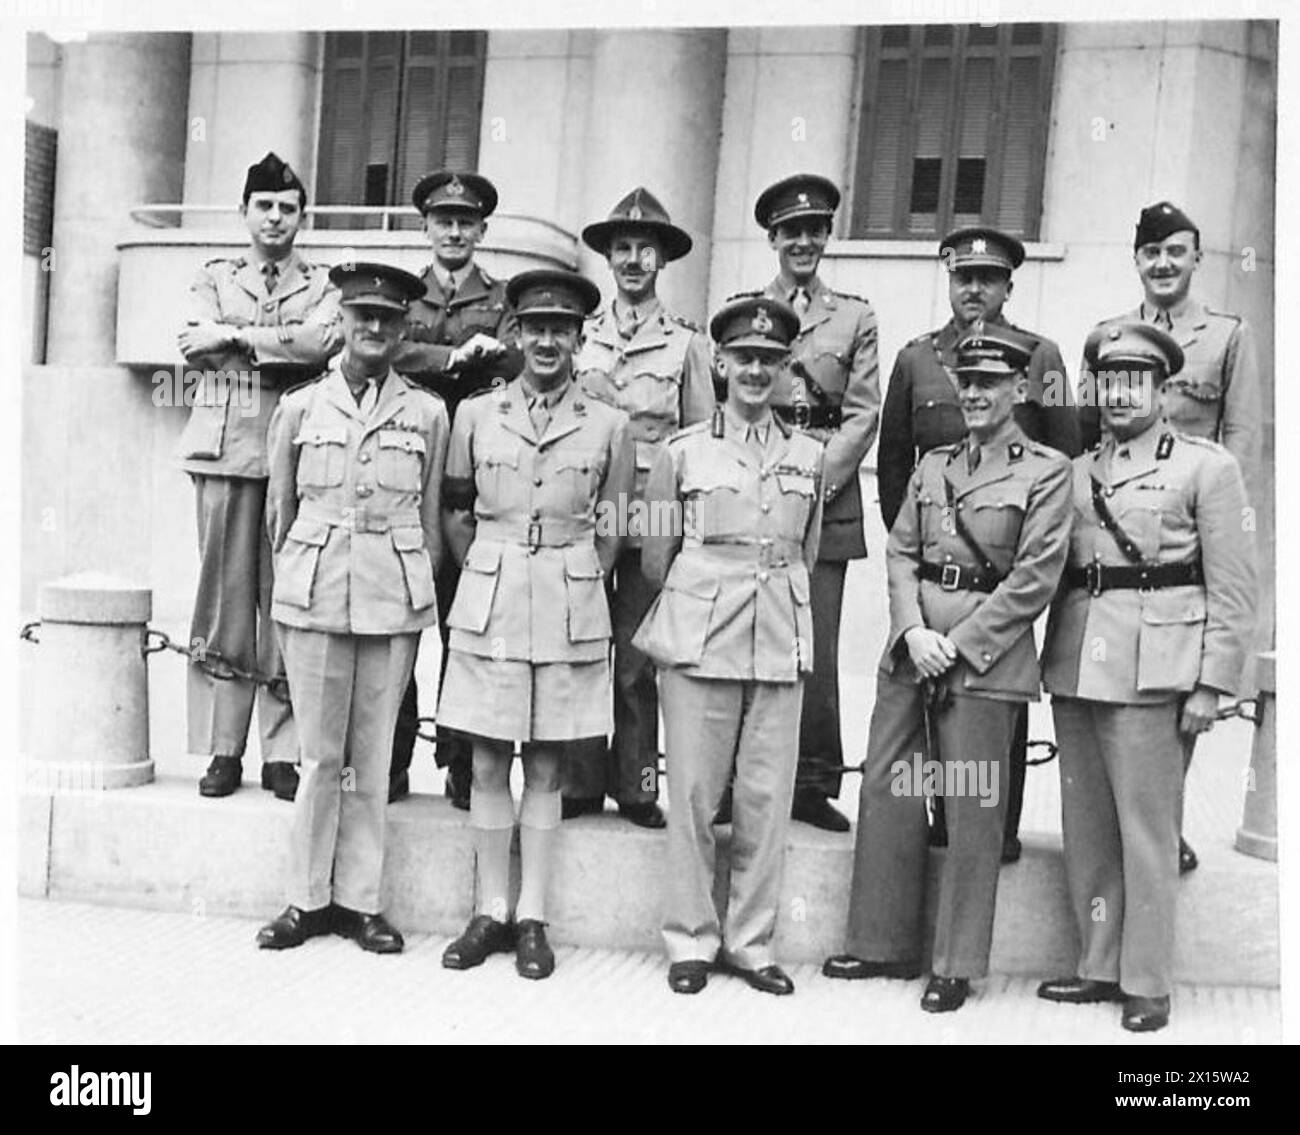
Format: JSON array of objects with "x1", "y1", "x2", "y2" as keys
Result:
[
  {"x1": 315, "y1": 30, "x2": 486, "y2": 229},
  {"x1": 25, "y1": 121, "x2": 56, "y2": 257},
  {"x1": 848, "y1": 23, "x2": 1057, "y2": 241}
]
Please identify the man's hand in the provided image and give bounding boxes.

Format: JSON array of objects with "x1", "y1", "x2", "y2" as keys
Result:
[
  {"x1": 904, "y1": 626, "x2": 958, "y2": 679},
  {"x1": 178, "y1": 320, "x2": 235, "y2": 359},
  {"x1": 1179, "y1": 685, "x2": 1220, "y2": 737},
  {"x1": 449, "y1": 332, "x2": 507, "y2": 371}
]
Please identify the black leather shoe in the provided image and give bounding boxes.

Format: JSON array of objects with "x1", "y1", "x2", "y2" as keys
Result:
[
  {"x1": 561, "y1": 796, "x2": 604, "y2": 821},
  {"x1": 261, "y1": 762, "x2": 298, "y2": 801},
  {"x1": 442, "y1": 914, "x2": 515, "y2": 969},
  {"x1": 445, "y1": 762, "x2": 471, "y2": 811},
  {"x1": 515, "y1": 919, "x2": 555, "y2": 979},
  {"x1": 332, "y1": 907, "x2": 403, "y2": 954},
  {"x1": 1001, "y1": 836, "x2": 1022, "y2": 864},
  {"x1": 255, "y1": 905, "x2": 333, "y2": 950},
  {"x1": 1037, "y1": 977, "x2": 1124, "y2": 1004},
  {"x1": 713, "y1": 787, "x2": 733, "y2": 825},
  {"x1": 791, "y1": 791, "x2": 851, "y2": 832},
  {"x1": 388, "y1": 770, "x2": 410, "y2": 804},
  {"x1": 618, "y1": 800, "x2": 667, "y2": 829},
  {"x1": 668, "y1": 960, "x2": 711, "y2": 994},
  {"x1": 1122, "y1": 994, "x2": 1171, "y2": 1032},
  {"x1": 921, "y1": 976, "x2": 970, "y2": 1013},
  {"x1": 733, "y1": 963, "x2": 794, "y2": 996},
  {"x1": 822, "y1": 954, "x2": 922, "y2": 981},
  {"x1": 199, "y1": 755, "x2": 242, "y2": 798},
  {"x1": 1179, "y1": 837, "x2": 1199, "y2": 875}
]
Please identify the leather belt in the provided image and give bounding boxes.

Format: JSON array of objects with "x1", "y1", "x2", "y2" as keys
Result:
[
  {"x1": 296, "y1": 501, "x2": 421, "y2": 533},
  {"x1": 1065, "y1": 559, "x2": 1203, "y2": 596},
  {"x1": 697, "y1": 535, "x2": 803, "y2": 568},
  {"x1": 773, "y1": 404, "x2": 843, "y2": 430},
  {"x1": 919, "y1": 560, "x2": 1002, "y2": 594},
  {"x1": 474, "y1": 516, "x2": 593, "y2": 551}
]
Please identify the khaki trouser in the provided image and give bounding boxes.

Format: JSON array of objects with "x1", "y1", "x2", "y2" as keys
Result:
[
  {"x1": 845, "y1": 673, "x2": 1014, "y2": 979},
  {"x1": 188, "y1": 475, "x2": 295, "y2": 764},
  {"x1": 1053, "y1": 697, "x2": 1183, "y2": 998},
  {"x1": 660, "y1": 668, "x2": 802, "y2": 971},
  {"x1": 279, "y1": 626, "x2": 418, "y2": 914}
]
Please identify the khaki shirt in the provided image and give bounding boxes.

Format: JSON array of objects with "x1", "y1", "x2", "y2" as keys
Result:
[
  {"x1": 577, "y1": 302, "x2": 715, "y2": 536},
  {"x1": 1042, "y1": 426, "x2": 1256, "y2": 703},
  {"x1": 884, "y1": 423, "x2": 1073, "y2": 701},
  {"x1": 443, "y1": 377, "x2": 634, "y2": 664},
  {"x1": 634, "y1": 410, "x2": 825, "y2": 683},
  {"x1": 265, "y1": 360, "x2": 448, "y2": 635},
  {"x1": 761, "y1": 275, "x2": 880, "y2": 561},
  {"x1": 1079, "y1": 299, "x2": 1263, "y2": 508},
  {"x1": 178, "y1": 251, "x2": 342, "y2": 479}
]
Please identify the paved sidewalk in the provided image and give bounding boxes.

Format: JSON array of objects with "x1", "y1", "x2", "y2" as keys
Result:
[{"x1": 18, "y1": 900, "x2": 1279, "y2": 1045}]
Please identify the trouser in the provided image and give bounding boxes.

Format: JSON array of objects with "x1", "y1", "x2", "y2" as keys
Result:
[
  {"x1": 844, "y1": 673, "x2": 1015, "y2": 978},
  {"x1": 391, "y1": 552, "x2": 470, "y2": 780},
  {"x1": 188, "y1": 474, "x2": 295, "y2": 764},
  {"x1": 932, "y1": 702, "x2": 1027, "y2": 844},
  {"x1": 279, "y1": 626, "x2": 418, "y2": 914},
  {"x1": 660, "y1": 669, "x2": 802, "y2": 971},
  {"x1": 1053, "y1": 697, "x2": 1183, "y2": 998},
  {"x1": 796, "y1": 559, "x2": 847, "y2": 799},
  {"x1": 563, "y1": 548, "x2": 659, "y2": 805}
]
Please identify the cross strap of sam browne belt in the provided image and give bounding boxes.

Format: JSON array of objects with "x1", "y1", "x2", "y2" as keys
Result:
[
  {"x1": 1089, "y1": 476, "x2": 1145, "y2": 563},
  {"x1": 943, "y1": 476, "x2": 1003, "y2": 581}
]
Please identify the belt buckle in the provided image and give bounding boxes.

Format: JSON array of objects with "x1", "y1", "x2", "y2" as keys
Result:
[
  {"x1": 940, "y1": 563, "x2": 960, "y2": 591},
  {"x1": 352, "y1": 506, "x2": 369, "y2": 532},
  {"x1": 527, "y1": 520, "x2": 542, "y2": 552},
  {"x1": 1084, "y1": 561, "x2": 1104, "y2": 597}
]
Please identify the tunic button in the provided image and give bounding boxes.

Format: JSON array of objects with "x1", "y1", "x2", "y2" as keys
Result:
[
  {"x1": 358, "y1": 452, "x2": 371, "y2": 464},
  {"x1": 534, "y1": 477, "x2": 543, "y2": 487},
  {"x1": 945, "y1": 554, "x2": 953, "y2": 562},
  {"x1": 357, "y1": 485, "x2": 372, "y2": 498},
  {"x1": 263, "y1": 301, "x2": 274, "y2": 311},
  {"x1": 531, "y1": 508, "x2": 541, "y2": 519},
  {"x1": 761, "y1": 503, "x2": 771, "y2": 514},
  {"x1": 758, "y1": 572, "x2": 769, "y2": 583},
  {"x1": 981, "y1": 652, "x2": 992, "y2": 662}
]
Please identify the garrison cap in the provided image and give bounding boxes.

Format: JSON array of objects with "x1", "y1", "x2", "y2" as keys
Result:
[
  {"x1": 411, "y1": 170, "x2": 498, "y2": 218},
  {"x1": 243, "y1": 152, "x2": 306, "y2": 203},
  {"x1": 709, "y1": 295, "x2": 800, "y2": 352},
  {"x1": 1084, "y1": 320, "x2": 1184, "y2": 379},
  {"x1": 954, "y1": 321, "x2": 1035, "y2": 379},
  {"x1": 754, "y1": 173, "x2": 840, "y2": 230},
  {"x1": 940, "y1": 226, "x2": 1025, "y2": 272},
  {"x1": 582, "y1": 187, "x2": 693, "y2": 262},
  {"x1": 507, "y1": 269, "x2": 601, "y2": 322},
  {"x1": 329, "y1": 262, "x2": 426, "y2": 312},
  {"x1": 1134, "y1": 201, "x2": 1199, "y2": 250}
]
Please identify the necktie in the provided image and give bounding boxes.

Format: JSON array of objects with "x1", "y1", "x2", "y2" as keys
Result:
[
  {"x1": 617, "y1": 306, "x2": 641, "y2": 340},
  {"x1": 1154, "y1": 309, "x2": 1173, "y2": 331},
  {"x1": 263, "y1": 262, "x2": 279, "y2": 295},
  {"x1": 530, "y1": 395, "x2": 551, "y2": 437},
  {"x1": 792, "y1": 287, "x2": 811, "y2": 317},
  {"x1": 967, "y1": 445, "x2": 981, "y2": 475},
  {"x1": 358, "y1": 379, "x2": 378, "y2": 417},
  {"x1": 747, "y1": 424, "x2": 768, "y2": 454}
]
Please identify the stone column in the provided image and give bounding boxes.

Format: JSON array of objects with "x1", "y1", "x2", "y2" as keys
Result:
[
  {"x1": 183, "y1": 32, "x2": 322, "y2": 211},
  {"x1": 46, "y1": 33, "x2": 191, "y2": 366},
  {"x1": 577, "y1": 29, "x2": 728, "y2": 325}
]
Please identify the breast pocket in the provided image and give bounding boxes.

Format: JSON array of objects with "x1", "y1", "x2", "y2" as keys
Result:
[
  {"x1": 775, "y1": 470, "x2": 817, "y2": 530},
  {"x1": 563, "y1": 544, "x2": 611, "y2": 643},
  {"x1": 475, "y1": 444, "x2": 520, "y2": 506},
  {"x1": 1137, "y1": 589, "x2": 1206, "y2": 692},
  {"x1": 913, "y1": 398, "x2": 965, "y2": 452},
  {"x1": 391, "y1": 527, "x2": 435, "y2": 611},
  {"x1": 275, "y1": 518, "x2": 331, "y2": 608},
  {"x1": 376, "y1": 430, "x2": 426, "y2": 492},
  {"x1": 553, "y1": 449, "x2": 603, "y2": 503},
  {"x1": 448, "y1": 540, "x2": 504, "y2": 633},
  {"x1": 625, "y1": 368, "x2": 682, "y2": 425},
  {"x1": 295, "y1": 425, "x2": 349, "y2": 488},
  {"x1": 966, "y1": 485, "x2": 1029, "y2": 557}
]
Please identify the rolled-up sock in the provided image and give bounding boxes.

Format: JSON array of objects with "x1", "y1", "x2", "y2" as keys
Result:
[{"x1": 471, "y1": 783, "x2": 516, "y2": 924}]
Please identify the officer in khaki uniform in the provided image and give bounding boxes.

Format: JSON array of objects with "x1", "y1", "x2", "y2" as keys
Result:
[
  {"x1": 754, "y1": 173, "x2": 881, "y2": 831},
  {"x1": 823, "y1": 325, "x2": 1072, "y2": 1014},
  {"x1": 562, "y1": 187, "x2": 714, "y2": 828},
  {"x1": 438, "y1": 269, "x2": 634, "y2": 980},
  {"x1": 177, "y1": 152, "x2": 341, "y2": 801},
  {"x1": 257, "y1": 263, "x2": 447, "y2": 954},
  {"x1": 1077, "y1": 201, "x2": 1263, "y2": 874},
  {"x1": 877, "y1": 227, "x2": 1082, "y2": 863},
  {"x1": 635, "y1": 295, "x2": 823, "y2": 997},
  {"x1": 389, "y1": 170, "x2": 524, "y2": 806},
  {"x1": 1038, "y1": 322, "x2": 1255, "y2": 1033}
]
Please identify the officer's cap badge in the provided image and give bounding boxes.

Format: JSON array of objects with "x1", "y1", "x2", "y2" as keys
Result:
[
  {"x1": 628, "y1": 204, "x2": 643, "y2": 221},
  {"x1": 1108, "y1": 326, "x2": 1122, "y2": 340},
  {"x1": 446, "y1": 175, "x2": 465, "y2": 196},
  {"x1": 796, "y1": 192, "x2": 809, "y2": 206},
  {"x1": 752, "y1": 307, "x2": 773, "y2": 334},
  {"x1": 971, "y1": 238, "x2": 987, "y2": 254}
]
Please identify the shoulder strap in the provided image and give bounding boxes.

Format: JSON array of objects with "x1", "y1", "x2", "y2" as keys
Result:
[
  {"x1": 943, "y1": 475, "x2": 1001, "y2": 578},
  {"x1": 1089, "y1": 476, "x2": 1145, "y2": 564}
]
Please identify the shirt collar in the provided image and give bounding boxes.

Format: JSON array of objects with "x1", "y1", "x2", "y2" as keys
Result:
[{"x1": 520, "y1": 376, "x2": 569, "y2": 409}]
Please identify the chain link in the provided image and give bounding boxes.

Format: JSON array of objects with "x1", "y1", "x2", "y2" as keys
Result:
[{"x1": 141, "y1": 628, "x2": 291, "y2": 704}]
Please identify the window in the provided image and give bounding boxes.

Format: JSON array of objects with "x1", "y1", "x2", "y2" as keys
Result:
[
  {"x1": 848, "y1": 23, "x2": 1057, "y2": 240},
  {"x1": 315, "y1": 30, "x2": 487, "y2": 229},
  {"x1": 25, "y1": 121, "x2": 56, "y2": 256}
]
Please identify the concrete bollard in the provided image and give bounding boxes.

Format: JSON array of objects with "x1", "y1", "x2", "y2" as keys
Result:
[
  {"x1": 1235, "y1": 651, "x2": 1276, "y2": 861},
  {"x1": 30, "y1": 572, "x2": 154, "y2": 790}
]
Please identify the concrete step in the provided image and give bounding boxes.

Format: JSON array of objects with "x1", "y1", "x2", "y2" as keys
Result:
[{"x1": 20, "y1": 765, "x2": 1278, "y2": 987}]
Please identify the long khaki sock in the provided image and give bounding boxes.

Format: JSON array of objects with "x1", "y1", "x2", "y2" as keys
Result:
[{"x1": 516, "y1": 787, "x2": 561, "y2": 923}]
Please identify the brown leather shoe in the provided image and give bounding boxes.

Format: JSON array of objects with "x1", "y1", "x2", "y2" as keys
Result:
[
  {"x1": 261, "y1": 762, "x2": 298, "y2": 801},
  {"x1": 1122, "y1": 994, "x2": 1171, "y2": 1032},
  {"x1": 256, "y1": 905, "x2": 333, "y2": 950},
  {"x1": 515, "y1": 919, "x2": 555, "y2": 980},
  {"x1": 822, "y1": 955, "x2": 922, "y2": 981},
  {"x1": 920, "y1": 976, "x2": 970, "y2": 1013},
  {"x1": 727, "y1": 963, "x2": 794, "y2": 996},
  {"x1": 667, "y1": 960, "x2": 711, "y2": 994},
  {"x1": 442, "y1": 915, "x2": 515, "y2": 969},
  {"x1": 333, "y1": 907, "x2": 404, "y2": 954},
  {"x1": 1037, "y1": 977, "x2": 1124, "y2": 1004},
  {"x1": 199, "y1": 756, "x2": 242, "y2": 798}
]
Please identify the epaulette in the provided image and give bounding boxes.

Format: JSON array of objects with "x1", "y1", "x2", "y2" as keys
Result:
[
  {"x1": 831, "y1": 289, "x2": 871, "y2": 305},
  {"x1": 1005, "y1": 321, "x2": 1043, "y2": 348},
  {"x1": 666, "y1": 310, "x2": 703, "y2": 333},
  {"x1": 280, "y1": 374, "x2": 326, "y2": 399},
  {"x1": 203, "y1": 256, "x2": 232, "y2": 269},
  {"x1": 1204, "y1": 307, "x2": 1243, "y2": 325},
  {"x1": 667, "y1": 420, "x2": 712, "y2": 446},
  {"x1": 906, "y1": 331, "x2": 934, "y2": 348},
  {"x1": 1177, "y1": 431, "x2": 1230, "y2": 455},
  {"x1": 724, "y1": 289, "x2": 765, "y2": 303},
  {"x1": 463, "y1": 385, "x2": 498, "y2": 401}
]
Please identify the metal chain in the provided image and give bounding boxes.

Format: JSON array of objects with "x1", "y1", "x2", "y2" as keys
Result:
[{"x1": 140, "y1": 627, "x2": 291, "y2": 704}]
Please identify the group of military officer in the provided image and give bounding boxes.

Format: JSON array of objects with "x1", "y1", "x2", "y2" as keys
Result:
[{"x1": 177, "y1": 153, "x2": 1258, "y2": 1026}]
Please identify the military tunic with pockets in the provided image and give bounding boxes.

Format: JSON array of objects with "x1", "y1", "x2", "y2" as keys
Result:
[
  {"x1": 265, "y1": 360, "x2": 447, "y2": 915},
  {"x1": 635, "y1": 411, "x2": 824, "y2": 969},
  {"x1": 179, "y1": 251, "x2": 341, "y2": 769},
  {"x1": 437, "y1": 377, "x2": 634, "y2": 743},
  {"x1": 564, "y1": 302, "x2": 715, "y2": 804},
  {"x1": 843, "y1": 427, "x2": 1072, "y2": 977},
  {"x1": 1040, "y1": 426, "x2": 1255, "y2": 997}
]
